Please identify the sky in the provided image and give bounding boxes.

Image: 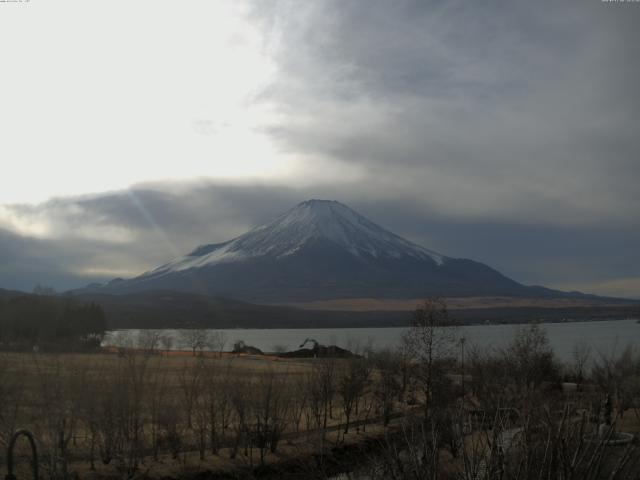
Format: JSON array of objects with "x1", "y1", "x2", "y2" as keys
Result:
[{"x1": 0, "y1": 0, "x2": 639, "y2": 298}]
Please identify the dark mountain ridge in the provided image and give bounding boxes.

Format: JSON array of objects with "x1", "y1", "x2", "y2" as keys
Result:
[{"x1": 78, "y1": 200, "x2": 603, "y2": 302}]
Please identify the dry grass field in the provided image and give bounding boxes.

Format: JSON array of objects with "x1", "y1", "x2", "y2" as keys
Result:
[
  {"x1": 280, "y1": 296, "x2": 631, "y2": 312},
  {"x1": 0, "y1": 350, "x2": 414, "y2": 479}
]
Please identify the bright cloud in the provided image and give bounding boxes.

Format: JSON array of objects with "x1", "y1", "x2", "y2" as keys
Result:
[{"x1": 0, "y1": 0, "x2": 289, "y2": 204}]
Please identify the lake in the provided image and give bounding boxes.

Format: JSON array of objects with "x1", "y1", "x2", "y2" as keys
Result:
[{"x1": 104, "y1": 319, "x2": 639, "y2": 362}]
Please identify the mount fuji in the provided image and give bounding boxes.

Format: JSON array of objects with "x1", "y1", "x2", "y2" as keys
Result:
[{"x1": 95, "y1": 199, "x2": 562, "y2": 301}]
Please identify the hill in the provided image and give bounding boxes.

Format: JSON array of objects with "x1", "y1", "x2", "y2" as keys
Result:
[{"x1": 82, "y1": 200, "x2": 594, "y2": 302}]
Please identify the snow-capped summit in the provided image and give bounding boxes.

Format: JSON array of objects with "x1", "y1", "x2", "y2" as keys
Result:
[
  {"x1": 101, "y1": 199, "x2": 533, "y2": 300},
  {"x1": 253, "y1": 199, "x2": 444, "y2": 263},
  {"x1": 152, "y1": 200, "x2": 445, "y2": 275}
]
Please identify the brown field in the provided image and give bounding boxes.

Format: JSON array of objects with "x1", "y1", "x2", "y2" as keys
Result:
[
  {"x1": 2, "y1": 341, "x2": 639, "y2": 480},
  {"x1": 279, "y1": 296, "x2": 628, "y2": 312},
  {"x1": 0, "y1": 350, "x2": 414, "y2": 480}
]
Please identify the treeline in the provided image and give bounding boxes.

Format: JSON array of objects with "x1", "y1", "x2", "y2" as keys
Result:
[{"x1": 0, "y1": 294, "x2": 107, "y2": 348}]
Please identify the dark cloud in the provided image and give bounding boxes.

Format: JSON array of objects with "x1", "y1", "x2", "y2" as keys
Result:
[
  {"x1": 252, "y1": 0, "x2": 640, "y2": 225},
  {"x1": 0, "y1": 228, "x2": 124, "y2": 292}
]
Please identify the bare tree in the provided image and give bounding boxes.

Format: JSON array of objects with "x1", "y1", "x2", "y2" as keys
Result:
[
  {"x1": 192, "y1": 377, "x2": 209, "y2": 460},
  {"x1": 372, "y1": 349, "x2": 400, "y2": 426},
  {"x1": 502, "y1": 324, "x2": 559, "y2": 409},
  {"x1": 137, "y1": 329, "x2": 161, "y2": 354},
  {"x1": 253, "y1": 369, "x2": 290, "y2": 464},
  {"x1": 121, "y1": 351, "x2": 151, "y2": 476},
  {"x1": 468, "y1": 345, "x2": 511, "y2": 414},
  {"x1": 306, "y1": 368, "x2": 324, "y2": 434},
  {"x1": 113, "y1": 330, "x2": 135, "y2": 354},
  {"x1": 318, "y1": 359, "x2": 336, "y2": 432},
  {"x1": 403, "y1": 298, "x2": 457, "y2": 417},
  {"x1": 0, "y1": 354, "x2": 26, "y2": 449},
  {"x1": 209, "y1": 330, "x2": 227, "y2": 357},
  {"x1": 179, "y1": 359, "x2": 215, "y2": 460},
  {"x1": 78, "y1": 365, "x2": 105, "y2": 470},
  {"x1": 178, "y1": 358, "x2": 205, "y2": 432},
  {"x1": 32, "y1": 354, "x2": 85, "y2": 479},
  {"x1": 228, "y1": 378, "x2": 250, "y2": 460},
  {"x1": 160, "y1": 334, "x2": 174, "y2": 354},
  {"x1": 204, "y1": 361, "x2": 232, "y2": 455},
  {"x1": 179, "y1": 329, "x2": 210, "y2": 356},
  {"x1": 301, "y1": 358, "x2": 336, "y2": 453},
  {"x1": 592, "y1": 344, "x2": 640, "y2": 419},
  {"x1": 157, "y1": 397, "x2": 184, "y2": 460},
  {"x1": 289, "y1": 373, "x2": 308, "y2": 433},
  {"x1": 468, "y1": 326, "x2": 559, "y2": 417},
  {"x1": 94, "y1": 368, "x2": 122, "y2": 465},
  {"x1": 146, "y1": 362, "x2": 169, "y2": 461},
  {"x1": 338, "y1": 356, "x2": 370, "y2": 433},
  {"x1": 571, "y1": 339, "x2": 592, "y2": 385}
]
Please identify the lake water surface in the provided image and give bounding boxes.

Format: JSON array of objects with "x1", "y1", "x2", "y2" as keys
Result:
[{"x1": 104, "y1": 319, "x2": 639, "y2": 361}]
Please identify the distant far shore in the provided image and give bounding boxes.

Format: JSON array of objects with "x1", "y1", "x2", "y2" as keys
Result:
[
  {"x1": 276, "y1": 295, "x2": 638, "y2": 312},
  {"x1": 99, "y1": 300, "x2": 638, "y2": 330}
]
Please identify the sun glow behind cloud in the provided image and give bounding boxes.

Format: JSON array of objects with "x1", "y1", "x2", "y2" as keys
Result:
[
  {"x1": 1, "y1": 1, "x2": 639, "y2": 299},
  {"x1": 0, "y1": 0, "x2": 289, "y2": 205}
]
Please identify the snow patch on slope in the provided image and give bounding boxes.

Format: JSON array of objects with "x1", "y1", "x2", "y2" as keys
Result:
[{"x1": 151, "y1": 243, "x2": 247, "y2": 274}]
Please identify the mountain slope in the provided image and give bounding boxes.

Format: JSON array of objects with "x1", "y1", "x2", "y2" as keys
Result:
[
  {"x1": 94, "y1": 199, "x2": 567, "y2": 301},
  {"x1": 0, "y1": 288, "x2": 29, "y2": 299}
]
